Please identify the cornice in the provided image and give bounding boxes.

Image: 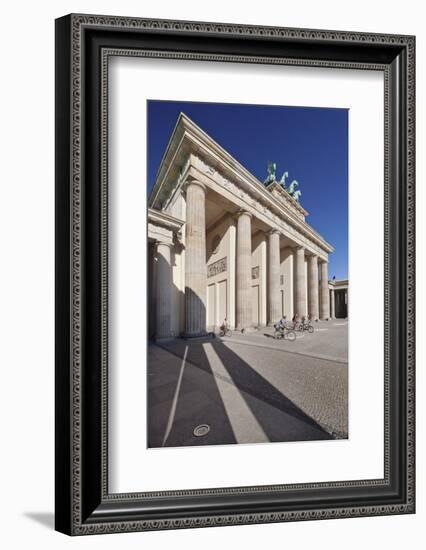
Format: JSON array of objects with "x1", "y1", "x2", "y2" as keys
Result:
[
  {"x1": 149, "y1": 114, "x2": 334, "y2": 255},
  {"x1": 147, "y1": 207, "x2": 184, "y2": 232}
]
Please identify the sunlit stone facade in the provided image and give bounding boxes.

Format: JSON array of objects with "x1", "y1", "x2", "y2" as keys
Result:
[{"x1": 148, "y1": 114, "x2": 341, "y2": 340}]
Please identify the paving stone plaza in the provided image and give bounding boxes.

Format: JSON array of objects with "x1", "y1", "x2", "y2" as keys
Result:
[{"x1": 148, "y1": 320, "x2": 348, "y2": 447}]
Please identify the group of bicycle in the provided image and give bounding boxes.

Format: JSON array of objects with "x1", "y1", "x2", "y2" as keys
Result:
[
  {"x1": 218, "y1": 314, "x2": 315, "y2": 341},
  {"x1": 273, "y1": 314, "x2": 314, "y2": 341}
]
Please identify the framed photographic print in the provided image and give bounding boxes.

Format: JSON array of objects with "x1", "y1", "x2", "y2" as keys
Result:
[{"x1": 55, "y1": 14, "x2": 415, "y2": 535}]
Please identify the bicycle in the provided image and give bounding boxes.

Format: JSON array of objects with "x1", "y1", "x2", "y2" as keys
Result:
[
  {"x1": 273, "y1": 323, "x2": 296, "y2": 342},
  {"x1": 294, "y1": 317, "x2": 314, "y2": 333},
  {"x1": 219, "y1": 319, "x2": 231, "y2": 337},
  {"x1": 299, "y1": 319, "x2": 314, "y2": 333},
  {"x1": 284, "y1": 328, "x2": 296, "y2": 341}
]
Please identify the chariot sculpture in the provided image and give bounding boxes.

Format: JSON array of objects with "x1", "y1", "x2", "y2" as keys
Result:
[{"x1": 263, "y1": 162, "x2": 302, "y2": 203}]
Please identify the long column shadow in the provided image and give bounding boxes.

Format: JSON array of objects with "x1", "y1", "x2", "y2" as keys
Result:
[
  {"x1": 157, "y1": 339, "x2": 331, "y2": 446},
  {"x1": 147, "y1": 343, "x2": 185, "y2": 447},
  {"x1": 148, "y1": 342, "x2": 237, "y2": 448},
  {"x1": 211, "y1": 340, "x2": 331, "y2": 442}
]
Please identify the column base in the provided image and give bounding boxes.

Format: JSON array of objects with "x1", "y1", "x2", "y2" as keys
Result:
[
  {"x1": 182, "y1": 331, "x2": 214, "y2": 341},
  {"x1": 236, "y1": 325, "x2": 256, "y2": 333},
  {"x1": 155, "y1": 335, "x2": 175, "y2": 343}
]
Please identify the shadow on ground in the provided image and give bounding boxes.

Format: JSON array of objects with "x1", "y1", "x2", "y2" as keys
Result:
[
  {"x1": 148, "y1": 338, "x2": 332, "y2": 448},
  {"x1": 23, "y1": 512, "x2": 54, "y2": 530},
  {"x1": 148, "y1": 342, "x2": 236, "y2": 447}
]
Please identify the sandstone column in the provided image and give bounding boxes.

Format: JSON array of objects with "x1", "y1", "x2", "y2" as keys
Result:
[
  {"x1": 236, "y1": 210, "x2": 252, "y2": 330},
  {"x1": 308, "y1": 255, "x2": 319, "y2": 320},
  {"x1": 184, "y1": 180, "x2": 207, "y2": 336},
  {"x1": 345, "y1": 289, "x2": 348, "y2": 318},
  {"x1": 320, "y1": 261, "x2": 330, "y2": 320},
  {"x1": 294, "y1": 246, "x2": 306, "y2": 317},
  {"x1": 268, "y1": 230, "x2": 281, "y2": 325},
  {"x1": 155, "y1": 242, "x2": 173, "y2": 340},
  {"x1": 330, "y1": 288, "x2": 336, "y2": 318}
]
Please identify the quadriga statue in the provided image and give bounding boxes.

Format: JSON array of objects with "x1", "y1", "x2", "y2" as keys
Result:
[
  {"x1": 263, "y1": 161, "x2": 277, "y2": 185},
  {"x1": 279, "y1": 171, "x2": 289, "y2": 188},
  {"x1": 263, "y1": 163, "x2": 302, "y2": 203},
  {"x1": 292, "y1": 189, "x2": 302, "y2": 202},
  {"x1": 287, "y1": 179, "x2": 298, "y2": 195},
  {"x1": 287, "y1": 180, "x2": 302, "y2": 202}
]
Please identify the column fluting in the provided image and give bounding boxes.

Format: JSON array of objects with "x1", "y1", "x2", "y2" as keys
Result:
[
  {"x1": 268, "y1": 230, "x2": 281, "y2": 325},
  {"x1": 320, "y1": 261, "x2": 330, "y2": 320},
  {"x1": 184, "y1": 180, "x2": 207, "y2": 336},
  {"x1": 308, "y1": 255, "x2": 319, "y2": 321},
  {"x1": 330, "y1": 288, "x2": 336, "y2": 318},
  {"x1": 236, "y1": 210, "x2": 253, "y2": 330},
  {"x1": 294, "y1": 246, "x2": 307, "y2": 317},
  {"x1": 155, "y1": 242, "x2": 173, "y2": 340},
  {"x1": 345, "y1": 289, "x2": 348, "y2": 318}
]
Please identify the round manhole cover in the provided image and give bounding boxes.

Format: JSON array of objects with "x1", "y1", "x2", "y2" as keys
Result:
[{"x1": 193, "y1": 424, "x2": 210, "y2": 437}]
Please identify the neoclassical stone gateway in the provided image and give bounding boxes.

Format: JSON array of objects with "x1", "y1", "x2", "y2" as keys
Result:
[{"x1": 148, "y1": 113, "x2": 346, "y2": 341}]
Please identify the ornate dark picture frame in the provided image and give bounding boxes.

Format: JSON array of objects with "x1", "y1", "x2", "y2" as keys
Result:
[{"x1": 55, "y1": 14, "x2": 415, "y2": 535}]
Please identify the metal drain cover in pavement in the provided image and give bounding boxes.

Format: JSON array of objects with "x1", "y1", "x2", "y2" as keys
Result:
[{"x1": 193, "y1": 424, "x2": 210, "y2": 437}]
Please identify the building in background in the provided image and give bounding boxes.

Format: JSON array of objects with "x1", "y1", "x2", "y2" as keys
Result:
[{"x1": 329, "y1": 279, "x2": 349, "y2": 319}]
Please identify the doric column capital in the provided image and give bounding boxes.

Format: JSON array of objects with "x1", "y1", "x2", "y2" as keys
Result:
[
  {"x1": 236, "y1": 208, "x2": 253, "y2": 219},
  {"x1": 155, "y1": 240, "x2": 173, "y2": 248},
  {"x1": 184, "y1": 178, "x2": 206, "y2": 194},
  {"x1": 267, "y1": 228, "x2": 280, "y2": 236}
]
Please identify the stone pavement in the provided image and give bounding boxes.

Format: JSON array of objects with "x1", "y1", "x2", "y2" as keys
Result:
[{"x1": 148, "y1": 320, "x2": 348, "y2": 448}]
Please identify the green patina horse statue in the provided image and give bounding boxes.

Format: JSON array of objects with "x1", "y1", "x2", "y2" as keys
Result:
[
  {"x1": 263, "y1": 163, "x2": 302, "y2": 203},
  {"x1": 263, "y1": 161, "x2": 277, "y2": 185}
]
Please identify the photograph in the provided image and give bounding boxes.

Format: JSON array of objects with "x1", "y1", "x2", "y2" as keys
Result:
[
  {"x1": 52, "y1": 11, "x2": 415, "y2": 537},
  {"x1": 0, "y1": 0, "x2": 420, "y2": 545},
  {"x1": 147, "y1": 100, "x2": 349, "y2": 448}
]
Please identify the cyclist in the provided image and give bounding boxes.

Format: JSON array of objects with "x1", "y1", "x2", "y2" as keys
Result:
[
  {"x1": 278, "y1": 315, "x2": 287, "y2": 329},
  {"x1": 220, "y1": 318, "x2": 228, "y2": 333},
  {"x1": 274, "y1": 315, "x2": 286, "y2": 339}
]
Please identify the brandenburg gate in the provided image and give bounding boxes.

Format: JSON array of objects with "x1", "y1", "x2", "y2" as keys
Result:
[{"x1": 148, "y1": 113, "x2": 335, "y2": 340}]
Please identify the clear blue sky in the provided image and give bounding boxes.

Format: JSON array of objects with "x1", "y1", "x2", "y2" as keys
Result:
[{"x1": 147, "y1": 100, "x2": 348, "y2": 280}]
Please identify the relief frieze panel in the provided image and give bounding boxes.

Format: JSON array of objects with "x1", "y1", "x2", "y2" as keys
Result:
[{"x1": 207, "y1": 257, "x2": 227, "y2": 278}]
